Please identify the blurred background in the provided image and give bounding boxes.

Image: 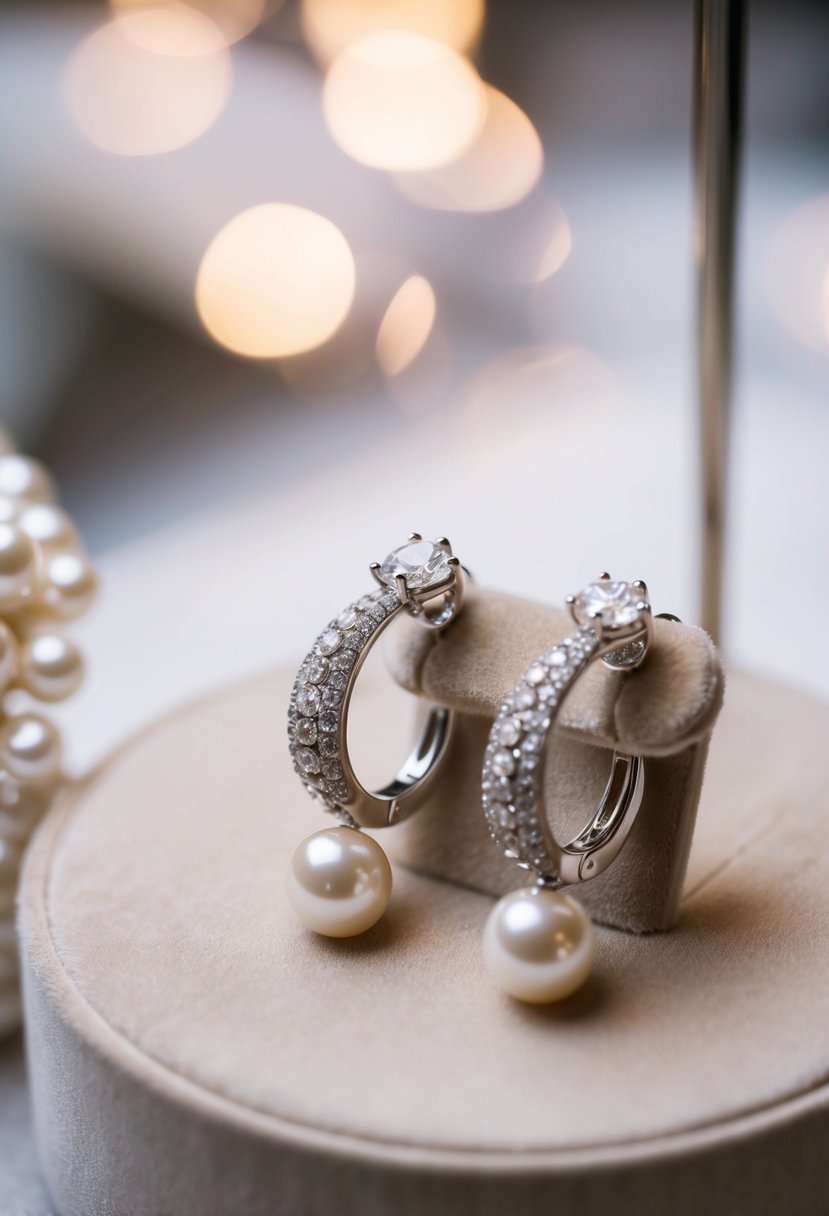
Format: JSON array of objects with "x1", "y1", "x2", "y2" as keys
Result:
[{"x1": 0, "y1": 0, "x2": 827, "y2": 772}]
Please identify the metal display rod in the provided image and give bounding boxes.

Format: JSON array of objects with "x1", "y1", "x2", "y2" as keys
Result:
[{"x1": 693, "y1": 0, "x2": 747, "y2": 644}]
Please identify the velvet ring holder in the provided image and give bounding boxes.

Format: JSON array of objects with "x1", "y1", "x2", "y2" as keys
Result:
[{"x1": 18, "y1": 588, "x2": 829, "y2": 1215}]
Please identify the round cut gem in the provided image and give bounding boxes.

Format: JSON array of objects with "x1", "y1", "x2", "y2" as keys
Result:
[
  {"x1": 296, "y1": 685, "x2": 321, "y2": 716},
  {"x1": 491, "y1": 748, "x2": 516, "y2": 778},
  {"x1": 298, "y1": 748, "x2": 321, "y2": 774},
  {"x1": 498, "y1": 718, "x2": 521, "y2": 747},
  {"x1": 378, "y1": 539, "x2": 452, "y2": 593},
  {"x1": 306, "y1": 656, "x2": 329, "y2": 684},
  {"x1": 573, "y1": 579, "x2": 645, "y2": 628},
  {"x1": 337, "y1": 609, "x2": 358, "y2": 630},
  {"x1": 318, "y1": 628, "x2": 342, "y2": 655},
  {"x1": 296, "y1": 719, "x2": 317, "y2": 746}
]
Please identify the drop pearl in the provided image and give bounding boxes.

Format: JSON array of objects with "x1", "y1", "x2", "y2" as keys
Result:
[
  {"x1": 483, "y1": 886, "x2": 594, "y2": 1004},
  {"x1": 287, "y1": 825, "x2": 392, "y2": 937}
]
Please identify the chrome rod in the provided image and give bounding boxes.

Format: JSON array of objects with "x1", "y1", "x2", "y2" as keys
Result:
[{"x1": 693, "y1": 0, "x2": 747, "y2": 644}]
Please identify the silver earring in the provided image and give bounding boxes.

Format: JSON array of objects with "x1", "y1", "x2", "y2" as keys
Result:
[
  {"x1": 481, "y1": 574, "x2": 669, "y2": 1002},
  {"x1": 287, "y1": 535, "x2": 466, "y2": 936}
]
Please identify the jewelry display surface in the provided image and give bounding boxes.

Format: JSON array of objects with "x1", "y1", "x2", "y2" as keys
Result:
[{"x1": 19, "y1": 666, "x2": 829, "y2": 1216}]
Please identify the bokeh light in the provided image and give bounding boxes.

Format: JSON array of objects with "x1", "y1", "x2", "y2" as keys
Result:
[
  {"x1": 393, "y1": 86, "x2": 543, "y2": 212},
  {"x1": 322, "y1": 32, "x2": 487, "y2": 171},
  {"x1": 460, "y1": 346, "x2": 622, "y2": 474},
  {"x1": 109, "y1": 0, "x2": 271, "y2": 47},
  {"x1": 64, "y1": 7, "x2": 231, "y2": 156},
  {"x1": 195, "y1": 204, "x2": 356, "y2": 359},
  {"x1": 535, "y1": 205, "x2": 573, "y2": 280},
  {"x1": 376, "y1": 275, "x2": 437, "y2": 375},
  {"x1": 766, "y1": 195, "x2": 829, "y2": 351},
  {"x1": 301, "y1": 0, "x2": 485, "y2": 63}
]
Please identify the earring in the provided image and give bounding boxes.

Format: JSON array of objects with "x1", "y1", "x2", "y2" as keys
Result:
[
  {"x1": 481, "y1": 575, "x2": 665, "y2": 1003},
  {"x1": 287, "y1": 534, "x2": 466, "y2": 937}
]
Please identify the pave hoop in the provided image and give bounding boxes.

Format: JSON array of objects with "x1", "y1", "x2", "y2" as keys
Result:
[
  {"x1": 482, "y1": 575, "x2": 661, "y2": 887},
  {"x1": 288, "y1": 535, "x2": 466, "y2": 831}
]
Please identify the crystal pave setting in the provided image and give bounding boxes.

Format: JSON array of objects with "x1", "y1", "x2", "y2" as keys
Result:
[
  {"x1": 482, "y1": 574, "x2": 653, "y2": 882},
  {"x1": 288, "y1": 535, "x2": 465, "y2": 828}
]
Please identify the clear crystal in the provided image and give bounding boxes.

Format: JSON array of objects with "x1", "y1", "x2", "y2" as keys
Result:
[
  {"x1": 491, "y1": 748, "x2": 516, "y2": 777},
  {"x1": 378, "y1": 540, "x2": 452, "y2": 592},
  {"x1": 498, "y1": 718, "x2": 521, "y2": 747},
  {"x1": 296, "y1": 719, "x2": 317, "y2": 746},
  {"x1": 318, "y1": 735, "x2": 338, "y2": 759},
  {"x1": 296, "y1": 686, "x2": 321, "y2": 716},
  {"x1": 318, "y1": 628, "x2": 342, "y2": 655},
  {"x1": 337, "y1": 609, "x2": 358, "y2": 629},
  {"x1": 526, "y1": 663, "x2": 547, "y2": 685},
  {"x1": 318, "y1": 709, "x2": 338, "y2": 732},
  {"x1": 306, "y1": 656, "x2": 329, "y2": 684},
  {"x1": 298, "y1": 748, "x2": 321, "y2": 774},
  {"x1": 573, "y1": 579, "x2": 644, "y2": 628}
]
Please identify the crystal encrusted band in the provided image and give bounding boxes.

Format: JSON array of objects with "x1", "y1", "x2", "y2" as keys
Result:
[
  {"x1": 288, "y1": 536, "x2": 465, "y2": 830},
  {"x1": 482, "y1": 576, "x2": 654, "y2": 885},
  {"x1": 288, "y1": 585, "x2": 403, "y2": 821},
  {"x1": 482, "y1": 627, "x2": 601, "y2": 876}
]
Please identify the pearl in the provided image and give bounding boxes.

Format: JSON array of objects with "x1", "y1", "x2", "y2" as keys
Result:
[
  {"x1": 19, "y1": 634, "x2": 84, "y2": 702},
  {"x1": 43, "y1": 552, "x2": 97, "y2": 619},
  {"x1": 0, "y1": 496, "x2": 22, "y2": 526},
  {"x1": 0, "y1": 524, "x2": 40, "y2": 611},
  {"x1": 0, "y1": 713, "x2": 62, "y2": 783},
  {"x1": 483, "y1": 886, "x2": 594, "y2": 1004},
  {"x1": 0, "y1": 621, "x2": 18, "y2": 693},
  {"x1": 0, "y1": 454, "x2": 55, "y2": 503},
  {"x1": 17, "y1": 503, "x2": 79, "y2": 553},
  {"x1": 287, "y1": 825, "x2": 392, "y2": 937}
]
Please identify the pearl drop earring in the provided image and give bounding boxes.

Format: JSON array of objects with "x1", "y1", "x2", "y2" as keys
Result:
[
  {"x1": 287, "y1": 535, "x2": 467, "y2": 938},
  {"x1": 481, "y1": 575, "x2": 670, "y2": 1003}
]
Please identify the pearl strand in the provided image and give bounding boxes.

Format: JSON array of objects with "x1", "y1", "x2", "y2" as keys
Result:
[{"x1": 0, "y1": 441, "x2": 97, "y2": 1037}]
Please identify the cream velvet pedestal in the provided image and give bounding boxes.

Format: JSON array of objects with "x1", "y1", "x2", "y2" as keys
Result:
[{"x1": 18, "y1": 594, "x2": 829, "y2": 1216}]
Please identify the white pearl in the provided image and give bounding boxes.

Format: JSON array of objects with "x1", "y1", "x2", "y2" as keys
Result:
[
  {"x1": 287, "y1": 825, "x2": 392, "y2": 937},
  {"x1": 0, "y1": 524, "x2": 40, "y2": 611},
  {"x1": 42, "y1": 552, "x2": 97, "y2": 619},
  {"x1": 0, "y1": 496, "x2": 22, "y2": 526},
  {"x1": 0, "y1": 621, "x2": 18, "y2": 693},
  {"x1": 483, "y1": 886, "x2": 594, "y2": 1004},
  {"x1": 0, "y1": 454, "x2": 55, "y2": 503},
  {"x1": 17, "y1": 503, "x2": 79, "y2": 553},
  {"x1": 0, "y1": 714, "x2": 62, "y2": 783},
  {"x1": 19, "y1": 633, "x2": 84, "y2": 702},
  {"x1": 0, "y1": 777, "x2": 51, "y2": 843}
]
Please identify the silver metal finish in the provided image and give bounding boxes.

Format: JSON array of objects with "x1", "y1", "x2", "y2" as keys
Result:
[
  {"x1": 693, "y1": 0, "x2": 746, "y2": 643},
  {"x1": 288, "y1": 536, "x2": 466, "y2": 830},
  {"x1": 482, "y1": 575, "x2": 668, "y2": 887}
]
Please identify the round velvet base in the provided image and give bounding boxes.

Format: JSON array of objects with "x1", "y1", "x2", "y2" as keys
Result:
[{"x1": 18, "y1": 669, "x2": 829, "y2": 1216}]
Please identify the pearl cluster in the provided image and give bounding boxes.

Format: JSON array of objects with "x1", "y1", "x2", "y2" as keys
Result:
[{"x1": 0, "y1": 444, "x2": 97, "y2": 1035}]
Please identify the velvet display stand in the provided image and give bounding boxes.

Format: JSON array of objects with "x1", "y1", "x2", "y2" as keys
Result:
[{"x1": 17, "y1": 592, "x2": 829, "y2": 1215}]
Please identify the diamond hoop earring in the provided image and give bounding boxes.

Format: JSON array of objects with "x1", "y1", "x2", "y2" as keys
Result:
[
  {"x1": 287, "y1": 534, "x2": 466, "y2": 937},
  {"x1": 481, "y1": 575, "x2": 668, "y2": 1003}
]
